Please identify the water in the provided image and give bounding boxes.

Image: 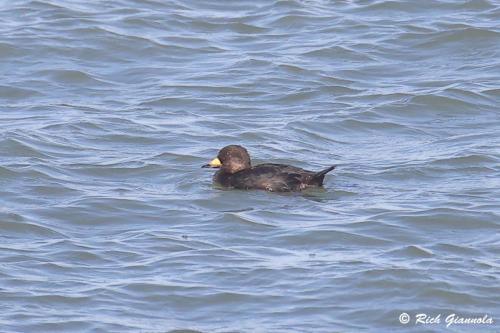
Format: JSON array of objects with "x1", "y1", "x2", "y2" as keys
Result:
[{"x1": 1, "y1": 0, "x2": 499, "y2": 332}]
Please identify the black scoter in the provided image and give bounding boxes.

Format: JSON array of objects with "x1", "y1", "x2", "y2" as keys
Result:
[{"x1": 202, "y1": 145, "x2": 336, "y2": 192}]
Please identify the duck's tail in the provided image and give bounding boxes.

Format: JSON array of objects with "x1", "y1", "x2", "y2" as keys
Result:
[{"x1": 310, "y1": 165, "x2": 336, "y2": 186}]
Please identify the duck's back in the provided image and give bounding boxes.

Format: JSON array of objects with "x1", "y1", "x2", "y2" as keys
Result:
[{"x1": 219, "y1": 163, "x2": 318, "y2": 192}]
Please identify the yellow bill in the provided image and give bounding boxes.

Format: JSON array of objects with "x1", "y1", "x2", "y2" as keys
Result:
[{"x1": 202, "y1": 157, "x2": 221, "y2": 168}]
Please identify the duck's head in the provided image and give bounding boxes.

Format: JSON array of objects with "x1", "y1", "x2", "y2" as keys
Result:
[{"x1": 202, "y1": 145, "x2": 251, "y2": 174}]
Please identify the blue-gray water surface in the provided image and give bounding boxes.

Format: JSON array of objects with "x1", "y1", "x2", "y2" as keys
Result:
[{"x1": 1, "y1": 1, "x2": 500, "y2": 332}]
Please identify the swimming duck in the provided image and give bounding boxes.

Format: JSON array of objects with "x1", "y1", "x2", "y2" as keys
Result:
[{"x1": 202, "y1": 145, "x2": 336, "y2": 192}]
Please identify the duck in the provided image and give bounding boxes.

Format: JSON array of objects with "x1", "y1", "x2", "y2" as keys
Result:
[{"x1": 202, "y1": 145, "x2": 336, "y2": 192}]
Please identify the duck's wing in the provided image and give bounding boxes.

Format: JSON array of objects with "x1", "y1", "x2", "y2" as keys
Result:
[
  {"x1": 256, "y1": 163, "x2": 309, "y2": 174},
  {"x1": 262, "y1": 163, "x2": 337, "y2": 186},
  {"x1": 230, "y1": 164, "x2": 306, "y2": 192}
]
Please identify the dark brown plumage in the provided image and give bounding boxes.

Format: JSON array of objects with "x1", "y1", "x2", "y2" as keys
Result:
[{"x1": 202, "y1": 145, "x2": 336, "y2": 192}]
